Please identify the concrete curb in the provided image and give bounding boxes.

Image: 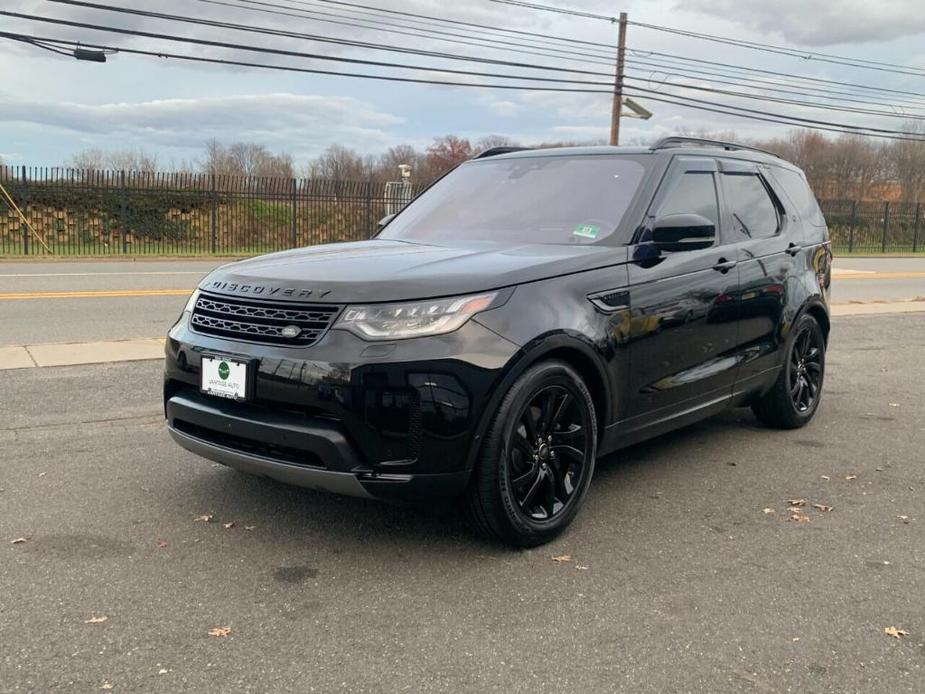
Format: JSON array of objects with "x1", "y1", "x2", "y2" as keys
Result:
[{"x1": 0, "y1": 339, "x2": 165, "y2": 371}]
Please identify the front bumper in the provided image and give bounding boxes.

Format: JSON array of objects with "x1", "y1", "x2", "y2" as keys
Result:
[{"x1": 164, "y1": 311, "x2": 519, "y2": 500}]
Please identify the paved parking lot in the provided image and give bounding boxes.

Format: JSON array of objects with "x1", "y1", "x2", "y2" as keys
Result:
[{"x1": 2, "y1": 313, "x2": 923, "y2": 693}]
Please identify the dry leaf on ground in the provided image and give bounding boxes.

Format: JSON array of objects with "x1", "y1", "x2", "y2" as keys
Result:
[
  {"x1": 789, "y1": 510, "x2": 811, "y2": 523},
  {"x1": 575, "y1": 565, "x2": 589, "y2": 571},
  {"x1": 762, "y1": 508, "x2": 775, "y2": 514},
  {"x1": 11, "y1": 537, "x2": 28, "y2": 544},
  {"x1": 786, "y1": 499, "x2": 806, "y2": 507},
  {"x1": 884, "y1": 626, "x2": 909, "y2": 639},
  {"x1": 821, "y1": 475, "x2": 830, "y2": 481},
  {"x1": 551, "y1": 555, "x2": 572, "y2": 563},
  {"x1": 813, "y1": 504, "x2": 833, "y2": 512},
  {"x1": 898, "y1": 515, "x2": 910, "y2": 523},
  {"x1": 244, "y1": 526, "x2": 256, "y2": 531},
  {"x1": 84, "y1": 616, "x2": 108, "y2": 624},
  {"x1": 223, "y1": 522, "x2": 235, "y2": 529},
  {"x1": 100, "y1": 683, "x2": 114, "y2": 691},
  {"x1": 846, "y1": 475, "x2": 858, "y2": 481},
  {"x1": 194, "y1": 514, "x2": 214, "y2": 523},
  {"x1": 208, "y1": 626, "x2": 232, "y2": 637}
]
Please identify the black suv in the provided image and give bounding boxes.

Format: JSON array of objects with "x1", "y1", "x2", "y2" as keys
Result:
[{"x1": 165, "y1": 137, "x2": 831, "y2": 546}]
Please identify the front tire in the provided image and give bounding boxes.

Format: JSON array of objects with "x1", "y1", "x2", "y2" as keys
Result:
[
  {"x1": 464, "y1": 360, "x2": 597, "y2": 547},
  {"x1": 751, "y1": 313, "x2": 826, "y2": 429}
]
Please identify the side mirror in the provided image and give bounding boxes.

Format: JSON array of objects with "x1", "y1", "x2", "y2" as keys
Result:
[
  {"x1": 378, "y1": 213, "x2": 396, "y2": 229},
  {"x1": 650, "y1": 213, "x2": 715, "y2": 252}
]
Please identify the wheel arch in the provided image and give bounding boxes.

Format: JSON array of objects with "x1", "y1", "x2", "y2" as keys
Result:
[
  {"x1": 796, "y1": 297, "x2": 831, "y2": 345},
  {"x1": 463, "y1": 332, "x2": 612, "y2": 474}
]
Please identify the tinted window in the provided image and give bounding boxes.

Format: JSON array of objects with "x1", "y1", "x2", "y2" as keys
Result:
[
  {"x1": 379, "y1": 156, "x2": 646, "y2": 245},
  {"x1": 656, "y1": 172, "x2": 719, "y2": 227},
  {"x1": 774, "y1": 167, "x2": 825, "y2": 226},
  {"x1": 723, "y1": 173, "x2": 779, "y2": 239}
]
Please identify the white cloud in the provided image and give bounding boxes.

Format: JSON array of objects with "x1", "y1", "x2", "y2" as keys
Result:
[
  {"x1": 0, "y1": 93, "x2": 404, "y2": 157},
  {"x1": 678, "y1": 0, "x2": 925, "y2": 45}
]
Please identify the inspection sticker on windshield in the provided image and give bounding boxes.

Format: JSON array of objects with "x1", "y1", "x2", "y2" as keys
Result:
[{"x1": 573, "y1": 223, "x2": 601, "y2": 239}]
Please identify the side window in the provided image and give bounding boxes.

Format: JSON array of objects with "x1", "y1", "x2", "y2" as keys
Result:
[
  {"x1": 723, "y1": 173, "x2": 780, "y2": 240},
  {"x1": 656, "y1": 172, "x2": 720, "y2": 228},
  {"x1": 774, "y1": 168, "x2": 825, "y2": 226}
]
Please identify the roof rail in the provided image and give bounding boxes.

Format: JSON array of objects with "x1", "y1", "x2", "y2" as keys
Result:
[
  {"x1": 651, "y1": 136, "x2": 781, "y2": 159},
  {"x1": 472, "y1": 146, "x2": 531, "y2": 159}
]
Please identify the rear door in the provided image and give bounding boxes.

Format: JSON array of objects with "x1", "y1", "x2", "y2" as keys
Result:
[
  {"x1": 718, "y1": 159, "x2": 799, "y2": 390},
  {"x1": 623, "y1": 156, "x2": 740, "y2": 423}
]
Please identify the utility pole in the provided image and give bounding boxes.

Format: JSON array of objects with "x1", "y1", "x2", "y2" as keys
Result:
[{"x1": 609, "y1": 12, "x2": 628, "y2": 146}]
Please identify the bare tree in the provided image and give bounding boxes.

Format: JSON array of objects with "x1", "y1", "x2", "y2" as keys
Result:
[
  {"x1": 305, "y1": 144, "x2": 372, "y2": 181},
  {"x1": 424, "y1": 135, "x2": 473, "y2": 179},
  {"x1": 474, "y1": 134, "x2": 519, "y2": 153},
  {"x1": 203, "y1": 139, "x2": 294, "y2": 178},
  {"x1": 887, "y1": 120, "x2": 925, "y2": 203},
  {"x1": 67, "y1": 148, "x2": 105, "y2": 170}
]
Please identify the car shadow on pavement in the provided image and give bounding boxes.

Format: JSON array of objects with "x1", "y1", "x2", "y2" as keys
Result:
[{"x1": 173, "y1": 407, "x2": 767, "y2": 554}]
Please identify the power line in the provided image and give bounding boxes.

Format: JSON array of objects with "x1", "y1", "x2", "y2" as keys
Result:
[
  {"x1": 626, "y1": 64, "x2": 925, "y2": 113},
  {"x1": 488, "y1": 0, "x2": 615, "y2": 22},
  {"x1": 239, "y1": 0, "x2": 618, "y2": 54},
  {"x1": 623, "y1": 75, "x2": 925, "y2": 121},
  {"x1": 630, "y1": 21, "x2": 925, "y2": 79},
  {"x1": 187, "y1": 0, "x2": 618, "y2": 66},
  {"x1": 625, "y1": 57, "x2": 925, "y2": 110},
  {"x1": 490, "y1": 0, "x2": 925, "y2": 78},
  {"x1": 3, "y1": 29, "x2": 925, "y2": 142},
  {"x1": 627, "y1": 49, "x2": 925, "y2": 102},
  {"x1": 13, "y1": 5, "x2": 616, "y2": 78}
]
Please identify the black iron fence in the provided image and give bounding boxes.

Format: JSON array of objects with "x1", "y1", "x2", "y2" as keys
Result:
[
  {"x1": 1, "y1": 166, "x2": 922, "y2": 255},
  {"x1": 0, "y1": 166, "x2": 422, "y2": 256}
]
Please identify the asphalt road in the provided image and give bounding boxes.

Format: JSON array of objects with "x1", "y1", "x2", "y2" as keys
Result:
[
  {"x1": 2, "y1": 314, "x2": 924, "y2": 693},
  {"x1": 1, "y1": 257, "x2": 923, "y2": 345}
]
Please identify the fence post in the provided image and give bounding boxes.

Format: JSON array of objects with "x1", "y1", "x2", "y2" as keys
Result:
[
  {"x1": 19, "y1": 166, "x2": 29, "y2": 255},
  {"x1": 290, "y1": 177, "x2": 297, "y2": 249},
  {"x1": 210, "y1": 172, "x2": 217, "y2": 254},
  {"x1": 881, "y1": 201, "x2": 890, "y2": 253},
  {"x1": 366, "y1": 182, "x2": 374, "y2": 239},
  {"x1": 848, "y1": 199, "x2": 857, "y2": 253},
  {"x1": 913, "y1": 202, "x2": 922, "y2": 254},
  {"x1": 120, "y1": 170, "x2": 129, "y2": 254}
]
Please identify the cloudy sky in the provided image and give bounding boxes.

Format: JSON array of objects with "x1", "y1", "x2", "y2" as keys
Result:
[{"x1": 1, "y1": 0, "x2": 924, "y2": 168}]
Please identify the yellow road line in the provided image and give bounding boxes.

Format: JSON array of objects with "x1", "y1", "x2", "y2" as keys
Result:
[
  {"x1": 0, "y1": 289, "x2": 191, "y2": 300},
  {"x1": 836, "y1": 272, "x2": 925, "y2": 280}
]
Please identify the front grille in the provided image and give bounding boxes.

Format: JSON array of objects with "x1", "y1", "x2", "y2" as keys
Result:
[{"x1": 190, "y1": 291, "x2": 341, "y2": 346}]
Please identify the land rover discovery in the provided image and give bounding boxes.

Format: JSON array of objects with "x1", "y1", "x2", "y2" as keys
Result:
[{"x1": 165, "y1": 137, "x2": 831, "y2": 546}]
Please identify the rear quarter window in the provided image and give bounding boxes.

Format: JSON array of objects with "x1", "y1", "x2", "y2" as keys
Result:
[{"x1": 773, "y1": 168, "x2": 826, "y2": 227}]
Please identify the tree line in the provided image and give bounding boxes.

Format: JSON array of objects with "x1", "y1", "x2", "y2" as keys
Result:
[{"x1": 56, "y1": 123, "x2": 925, "y2": 203}]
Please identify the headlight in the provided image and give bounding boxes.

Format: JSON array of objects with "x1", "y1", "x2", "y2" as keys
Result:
[{"x1": 334, "y1": 292, "x2": 498, "y2": 340}]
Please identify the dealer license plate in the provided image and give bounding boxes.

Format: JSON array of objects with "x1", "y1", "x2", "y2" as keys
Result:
[{"x1": 201, "y1": 356, "x2": 249, "y2": 400}]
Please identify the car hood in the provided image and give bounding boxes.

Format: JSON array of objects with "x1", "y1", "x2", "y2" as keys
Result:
[{"x1": 200, "y1": 239, "x2": 628, "y2": 303}]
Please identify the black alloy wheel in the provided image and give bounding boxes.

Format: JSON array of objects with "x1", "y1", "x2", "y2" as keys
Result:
[
  {"x1": 788, "y1": 324, "x2": 823, "y2": 413},
  {"x1": 508, "y1": 385, "x2": 591, "y2": 522},
  {"x1": 464, "y1": 360, "x2": 598, "y2": 547},
  {"x1": 751, "y1": 313, "x2": 826, "y2": 429}
]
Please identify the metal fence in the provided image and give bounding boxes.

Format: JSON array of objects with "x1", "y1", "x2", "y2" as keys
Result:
[
  {"x1": 0, "y1": 166, "x2": 425, "y2": 257},
  {"x1": 1, "y1": 166, "x2": 922, "y2": 256}
]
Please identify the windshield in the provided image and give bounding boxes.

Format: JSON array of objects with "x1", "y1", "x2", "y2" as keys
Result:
[{"x1": 379, "y1": 155, "x2": 647, "y2": 245}]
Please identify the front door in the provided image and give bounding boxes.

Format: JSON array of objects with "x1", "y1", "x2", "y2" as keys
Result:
[{"x1": 622, "y1": 156, "x2": 740, "y2": 425}]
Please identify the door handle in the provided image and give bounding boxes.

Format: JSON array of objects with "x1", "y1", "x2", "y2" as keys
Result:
[
  {"x1": 712, "y1": 258, "x2": 737, "y2": 273},
  {"x1": 786, "y1": 242, "x2": 801, "y2": 257}
]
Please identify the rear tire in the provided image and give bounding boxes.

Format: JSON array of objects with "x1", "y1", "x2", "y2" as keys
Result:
[
  {"x1": 751, "y1": 313, "x2": 826, "y2": 429},
  {"x1": 463, "y1": 360, "x2": 597, "y2": 547}
]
